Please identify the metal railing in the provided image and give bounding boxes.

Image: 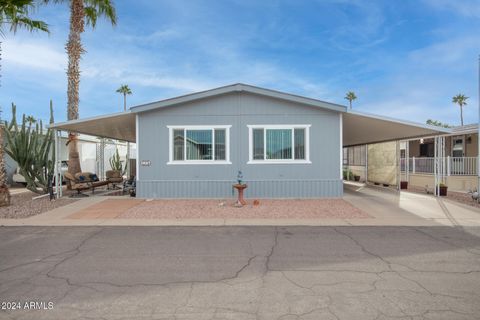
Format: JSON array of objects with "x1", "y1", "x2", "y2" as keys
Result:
[{"x1": 400, "y1": 157, "x2": 478, "y2": 176}]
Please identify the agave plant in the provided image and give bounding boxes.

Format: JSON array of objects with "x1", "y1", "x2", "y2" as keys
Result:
[
  {"x1": 109, "y1": 148, "x2": 127, "y2": 175},
  {"x1": 3, "y1": 102, "x2": 55, "y2": 194}
]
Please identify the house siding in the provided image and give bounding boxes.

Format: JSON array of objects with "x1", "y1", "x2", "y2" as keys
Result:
[{"x1": 136, "y1": 91, "x2": 342, "y2": 198}]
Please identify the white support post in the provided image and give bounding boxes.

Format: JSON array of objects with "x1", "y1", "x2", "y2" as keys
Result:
[
  {"x1": 406, "y1": 140, "x2": 409, "y2": 183},
  {"x1": 126, "y1": 141, "x2": 130, "y2": 178},
  {"x1": 447, "y1": 156, "x2": 451, "y2": 176},
  {"x1": 365, "y1": 144, "x2": 368, "y2": 184},
  {"x1": 477, "y1": 55, "x2": 480, "y2": 200},
  {"x1": 412, "y1": 156, "x2": 416, "y2": 174},
  {"x1": 396, "y1": 140, "x2": 401, "y2": 191},
  {"x1": 54, "y1": 129, "x2": 59, "y2": 199},
  {"x1": 434, "y1": 136, "x2": 438, "y2": 196}
]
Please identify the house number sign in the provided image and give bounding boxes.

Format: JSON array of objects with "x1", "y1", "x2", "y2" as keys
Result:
[{"x1": 141, "y1": 160, "x2": 151, "y2": 166}]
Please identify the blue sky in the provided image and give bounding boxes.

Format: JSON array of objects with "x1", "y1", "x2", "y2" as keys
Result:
[{"x1": 1, "y1": 0, "x2": 479, "y2": 126}]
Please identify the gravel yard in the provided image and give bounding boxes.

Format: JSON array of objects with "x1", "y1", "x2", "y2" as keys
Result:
[
  {"x1": 0, "y1": 190, "x2": 78, "y2": 219},
  {"x1": 118, "y1": 199, "x2": 370, "y2": 219}
]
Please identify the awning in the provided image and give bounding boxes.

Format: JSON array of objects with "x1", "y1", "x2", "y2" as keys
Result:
[
  {"x1": 343, "y1": 110, "x2": 451, "y2": 147},
  {"x1": 50, "y1": 109, "x2": 451, "y2": 146},
  {"x1": 50, "y1": 112, "x2": 136, "y2": 142}
]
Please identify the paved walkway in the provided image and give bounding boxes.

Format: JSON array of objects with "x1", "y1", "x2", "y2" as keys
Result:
[{"x1": 0, "y1": 184, "x2": 479, "y2": 226}]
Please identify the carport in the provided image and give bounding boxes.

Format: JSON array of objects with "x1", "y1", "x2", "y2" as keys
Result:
[{"x1": 51, "y1": 108, "x2": 451, "y2": 198}]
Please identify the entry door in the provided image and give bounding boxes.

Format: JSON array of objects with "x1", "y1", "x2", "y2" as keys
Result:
[{"x1": 451, "y1": 136, "x2": 465, "y2": 174}]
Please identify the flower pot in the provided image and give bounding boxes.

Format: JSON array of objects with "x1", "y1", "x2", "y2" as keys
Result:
[
  {"x1": 400, "y1": 181, "x2": 408, "y2": 189},
  {"x1": 354, "y1": 175, "x2": 360, "y2": 182},
  {"x1": 439, "y1": 186, "x2": 448, "y2": 196}
]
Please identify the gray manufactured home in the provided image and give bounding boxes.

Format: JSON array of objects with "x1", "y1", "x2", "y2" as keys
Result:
[
  {"x1": 133, "y1": 84, "x2": 345, "y2": 198},
  {"x1": 52, "y1": 83, "x2": 450, "y2": 199}
]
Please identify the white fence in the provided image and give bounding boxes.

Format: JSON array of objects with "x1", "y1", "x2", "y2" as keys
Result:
[{"x1": 400, "y1": 157, "x2": 477, "y2": 176}]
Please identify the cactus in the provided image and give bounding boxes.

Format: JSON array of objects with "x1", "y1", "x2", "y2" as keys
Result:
[
  {"x1": 3, "y1": 102, "x2": 55, "y2": 194},
  {"x1": 109, "y1": 148, "x2": 127, "y2": 175}
]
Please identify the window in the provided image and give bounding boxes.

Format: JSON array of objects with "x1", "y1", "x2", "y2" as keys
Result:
[
  {"x1": 248, "y1": 125, "x2": 311, "y2": 164},
  {"x1": 168, "y1": 126, "x2": 231, "y2": 164},
  {"x1": 343, "y1": 145, "x2": 366, "y2": 166}
]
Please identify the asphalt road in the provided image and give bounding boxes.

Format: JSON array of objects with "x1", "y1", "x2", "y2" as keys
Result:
[{"x1": 1, "y1": 226, "x2": 480, "y2": 320}]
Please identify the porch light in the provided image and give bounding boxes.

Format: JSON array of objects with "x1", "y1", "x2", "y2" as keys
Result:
[{"x1": 420, "y1": 138, "x2": 424, "y2": 144}]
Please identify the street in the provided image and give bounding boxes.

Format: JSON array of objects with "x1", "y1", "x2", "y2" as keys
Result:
[{"x1": 1, "y1": 226, "x2": 480, "y2": 319}]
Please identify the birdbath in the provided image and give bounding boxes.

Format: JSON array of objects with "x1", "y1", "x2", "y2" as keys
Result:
[{"x1": 233, "y1": 184, "x2": 247, "y2": 206}]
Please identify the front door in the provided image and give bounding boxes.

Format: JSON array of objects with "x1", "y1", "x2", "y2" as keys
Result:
[{"x1": 451, "y1": 136, "x2": 465, "y2": 174}]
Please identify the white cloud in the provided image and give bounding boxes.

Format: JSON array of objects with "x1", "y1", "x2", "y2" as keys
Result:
[
  {"x1": 3, "y1": 39, "x2": 66, "y2": 72},
  {"x1": 423, "y1": 0, "x2": 480, "y2": 17}
]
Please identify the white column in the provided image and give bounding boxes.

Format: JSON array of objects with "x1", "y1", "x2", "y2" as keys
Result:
[
  {"x1": 54, "y1": 129, "x2": 59, "y2": 199},
  {"x1": 477, "y1": 55, "x2": 480, "y2": 200},
  {"x1": 406, "y1": 140, "x2": 409, "y2": 183},
  {"x1": 434, "y1": 136, "x2": 438, "y2": 196},
  {"x1": 364, "y1": 144, "x2": 368, "y2": 184},
  {"x1": 339, "y1": 113, "x2": 343, "y2": 181}
]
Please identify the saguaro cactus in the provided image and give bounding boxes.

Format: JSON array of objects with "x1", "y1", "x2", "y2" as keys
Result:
[{"x1": 3, "y1": 102, "x2": 55, "y2": 194}]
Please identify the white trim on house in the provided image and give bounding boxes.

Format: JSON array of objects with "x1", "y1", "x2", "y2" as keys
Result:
[
  {"x1": 247, "y1": 124, "x2": 312, "y2": 164},
  {"x1": 167, "y1": 125, "x2": 232, "y2": 165}
]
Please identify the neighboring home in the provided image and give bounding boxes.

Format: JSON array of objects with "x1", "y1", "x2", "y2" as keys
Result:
[
  {"x1": 52, "y1": 83, "x2": 449, "y2": 199},
  {"x1": 400, "y1": 124, "x2": 478, "y2": 192}
]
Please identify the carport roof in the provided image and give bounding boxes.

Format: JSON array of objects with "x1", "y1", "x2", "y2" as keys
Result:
[
  {"x1": 50, "y1": 112, "x2": 136, "y2": 142},
  {"x1": 342, "y1": 110, "x2": 450, "y2": 147},
  {"x1": 50, "y1": 84, "x2": 451, "y2": 145}
]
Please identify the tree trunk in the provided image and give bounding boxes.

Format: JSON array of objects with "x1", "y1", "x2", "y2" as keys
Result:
[
  {"x1": 0, "y1": 127, "x2": 11, "y2": 207},
  {"x1": 66, "y1": 0, "x2": 85, "y2": 176},
  {"x1": 124, "y1": 94, "x2": 126, "y2": 111},
  {"x1": 0, "y1": 42, "x2": 11, "y2": 206},
  {"x1": 460, "y1": 105, "x2": 464, "y2": 126}
]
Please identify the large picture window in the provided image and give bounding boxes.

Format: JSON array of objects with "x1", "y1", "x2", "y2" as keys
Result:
[
  {"x1": 168, "y1": 126, "x2": 231, "y2": 164},
  {"x1": 248, "y1": 125, "x2": 311, "y2": 164}
]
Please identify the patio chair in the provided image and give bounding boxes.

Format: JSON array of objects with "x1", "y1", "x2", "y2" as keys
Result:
[
  {"x1": 64, "y1": 172, "x2": 109, "y2": 197},
  {"x1": 106, "y1": 170, "x2": 123, "y2": 189},
  {"x1": 123, "y1": 175, "x2": 136, "y2": 197}
]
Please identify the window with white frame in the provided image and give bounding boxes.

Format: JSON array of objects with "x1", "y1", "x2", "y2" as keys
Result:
[
  {"x1": 168, "y1": 126, "x2": 231, "y2": 164},
  {"x1": 248, "y1": 125, "x2": 311, "y2": 163}
]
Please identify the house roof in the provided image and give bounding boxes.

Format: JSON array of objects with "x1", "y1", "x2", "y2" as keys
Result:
[
  {"x1": 451, "y1": 123, "x2": 478, "y2": 135},
  {"x1": 130, "y1": 83, "x2": 348, "y2": 113},
  {"x1": 50, "y1": 83, "x2": 452, "y2": 145}
]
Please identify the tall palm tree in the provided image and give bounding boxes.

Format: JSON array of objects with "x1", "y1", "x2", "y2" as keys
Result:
[
  {"x1": 344, "y1": 91, "x2": 357, "y2": 109},
  {"x1": 46, "y1": 0, "x2": 117, "y2": 176},
  {"x1": 0, "y1": 0, "x2": 49, "y2": 206},
  {"x1": 116, "y1": 84, "x2": 132, "y2": 111},
  {"x1": 452, "y1": 94, "x2": 468, "y2": 126}
]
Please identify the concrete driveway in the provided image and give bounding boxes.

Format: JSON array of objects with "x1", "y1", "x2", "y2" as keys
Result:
[{"x1": 1, "y1": 226, "x2": 480, "y2": 319}]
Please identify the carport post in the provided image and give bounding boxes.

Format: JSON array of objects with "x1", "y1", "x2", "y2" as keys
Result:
[
  {"x1": 396, "y1": 140, "x2": 400, "y2": 191},
  {"x1": 434, "y1": 136, "x2": 437, "y2": 196},
  {"x1": 364, "y1": 144, "x2": 368, "y2": 184},
  {"x1": 478, "y1": 55, "x2": 480, "y2": 202},
  {"x1": 54, "y1": 129, "x2": 61, "y2": 199}
]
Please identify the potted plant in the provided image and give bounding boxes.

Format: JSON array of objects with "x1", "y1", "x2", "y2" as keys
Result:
[
  {"x1": 354, "y1": 175, "x2": 360, "y2": 182},
  {"x1": 342, "y1": 169, "x2": 354, "y2": 180},
  {"x1": 400, "y1": 181, "x2": 408, "y2": 189},
  {"x1": 438, "y1": 183, "x2": 448, "y2": 196}
]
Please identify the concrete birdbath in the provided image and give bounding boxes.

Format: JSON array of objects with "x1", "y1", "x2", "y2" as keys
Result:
[{"x1": 233, "y1": 184, "x2": 247, "y2": 207}]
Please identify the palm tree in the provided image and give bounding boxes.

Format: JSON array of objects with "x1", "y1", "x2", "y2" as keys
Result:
[
  {"x1": 452, "y1": 94, "x2": 468, "y2": 126},
  {"x1": 0, "y1": 0, "x2": 49, "y2": 207},
  {"x1": 344, "y1": 91, "x2": 357, "y2": 109},
  {"x1": 116, "y1": 84, "x2": 132, "y2": 111},
  {"x1": 46, "y1": 0, "x2": 117, "y2": 176}
]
